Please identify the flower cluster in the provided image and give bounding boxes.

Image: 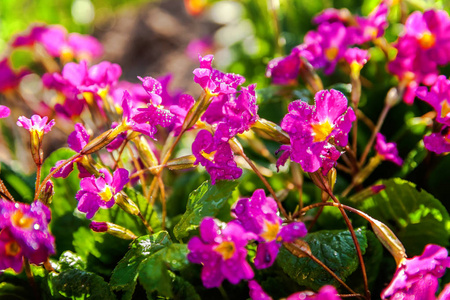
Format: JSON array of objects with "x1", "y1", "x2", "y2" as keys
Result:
[
  {"x1": 12, "y1": 24, "x2": 103, "y2": 61},
  {"x1": 388, "y1": 10, "x2": 450, "y2": 104},
  {"x1": 191, "y1": 55, "x2": 259, "y2": 184},
  {"x1": 266, "y1": 3, "x2": 387, "y2": 82},
  {"x1": 277, "y1": 89, "x2": 355, "y2": 175},
  {"x1": 188, "y1": 189, "x2": 307, "y2": 288},
  {"x1": 0, "y1": 199, "x2": 55, "y2": 273}
]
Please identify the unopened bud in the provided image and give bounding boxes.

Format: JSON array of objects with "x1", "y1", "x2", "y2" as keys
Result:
[
  {"x1": 167, "y1": 155, "x2": 196, "y2": 170},
  {"x1": 251, "y1": 118, "x2": 290, "y2": 144},
  {"x1": 385, "y1": 87, "x2": 400, "y2": 108},
  {"x1": 39, "y1": 180, "x2": 54, "y2": 205},
  {"x1": 115, "y1": 193, "x2": 140, "y2": 216},
  {"x1": 181, "y1": 92, "x2": 213, "y2": 133},
  {"x1": 30, "y1": 130, "x2": 44, "y2": 166},
  {"x1": 134, "y1": 136, "x2": 159, "y2": 173},
  {"x1": 90, "y1": 221, "x2": 137, "y2": 240},
  {"x1": 370, "y1": 218, "x2": 406, "y2": 265},
  {"x1": 81, "y1": 122, "x2": 129, "y2": 155}
]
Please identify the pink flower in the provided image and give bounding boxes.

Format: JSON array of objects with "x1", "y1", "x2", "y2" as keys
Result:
[
  {"x1": 187, "y1": 217, "x2": 255, "y2": 288},
  {"x1": 375, "y1": 133, "x2": 403, "y2": 166},
  {"x1": 381, "y1": 244, "x2": 450, "y2": 300},
  {"x1": 287, "y1": 285, "x2": 341, "y2": 300},
  {"x1": 0, "y1": 105, "x2": 11, "y2": 119},
  {"x1": 279, "y1": 89, "x2": 355, "y2": 174},
  {"x1": 17, "y1": 114, "x2": 55, "y2": 136}
]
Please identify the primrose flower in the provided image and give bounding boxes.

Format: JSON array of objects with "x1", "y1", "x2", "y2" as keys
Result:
[
  {"x1": 423, "y1": 127, "x2": 450, "y2": 154},
  {"x1": 202, "y1": 84, "x2": 259, "y2": 142},
  {"x1": 388, "y1": 10, "x2": 450, "y2": 104},
  {"x1": 0, "y1": 59, "x2": 30, "y2": 93},
  {"x1": 381, "y1": 244, "x2": 450, "y2": 300},
  {"x1": 344, "y1": 48, "x2": 370, "y2": 77},
  {"x1": 248, "y1": 280, "x2": 272, "y2": 300},
  {"x1": 193, "y1": 54, "x2": 245, "y2": 96},
  {"x1": 279, "y1": 89, "x2": 356, "y2": 174},
  {"x1": 17, "y1": 114, "x2": 55, "y2": 135},
  {"x1": 0, "y1": 105, "x2": 10, "y2": 119},
  {"x1": 75, "y1": 168, "x2": 129, "y2": 218},
  {"x1": 232, "y1": 189, "x2": 307, "y2": 269},
  {"x1": 0, "y1": 200, "x2": 55, "y2": 272},
  {"x1": 417, "y1": 76, "x2": 450, "y2": 125},
  {"x1": 352, "y1": 2, "x2": 389, "y2": 43},
  {"x1": 52, "y1": 123, "x2": 92, "y2": 178},
  {"x1": 187, "y1": 217, "x2": 255, "y2": 288},
  {"x1": 287, "y1": 285, "x2": 341, "y2": 300},
  {"x1": 266, "y1": 51, "x2": 301, "y2": 85},
  {"x1": 12, "y1": 24, "x2": 103, "y2": 61},
  {"x1": 192, "y1": 130, "x2": 242, "y2": 185},
  {"x1": 375, "y1": 133, "x2": 403, "y2": 166}
]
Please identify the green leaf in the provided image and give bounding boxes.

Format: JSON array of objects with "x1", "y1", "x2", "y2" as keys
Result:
[
  {"x1": 0, "y1": 282, "x2": 30, "y2": 300},
  {"x1": 170, "y1": 273, "x2": 201, "y2": 300},
  {"x1": 396, "y1": 141, "x2": 427, "y2": 177},
  {"x1": 58, "y1": 251, "x2": 87, "y2": 272},
  {"x1": 48, "y1": 269, "x2": 116, "y2": 300},
  {"x1": 173, "y1": 180, "x2": 239, "y2": 240},
  {"x1": 138, "y1": 256, "x2": 173, "y2": 298},
  {"x1": 277, "y1": 227, "x2": 368, "y2": 291},
  {"x1": 110, "y1": 231, "x2": 172, "y2": 293},
  {"x1": 72, "y1": 227, "x2": 103, "y2": 260},
  {"x1": 123, "y1": 187, "x2": 162, "y2": 233},
  {"x1": 0, "y1": 162, "x2": 35, "y2": 202},
  {"x1": 162, "y1": 244, "x2": 189, "y2": 271},
  {"x1": 357, "y1": 178, "x2": 450, "y2": 255}
]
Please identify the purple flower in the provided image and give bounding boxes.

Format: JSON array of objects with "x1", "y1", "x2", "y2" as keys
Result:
[
  {"x1": 75, "y1": 168, "x2": 129, "y2": 218},
  {"x1": 344, "y1": 48, "x2": 370, "y2": 75},
  {"x1": 313, "y1": 8, "x2": 352, "y2": 25},
  {"x1": 89, "y1": 221, "x2": 108, "y2": 233},
  {"x1": 187, "y1": 217, "x2": 255, "y2": 288},
  {"x1": 201, "y1": 84, "x2": 259, "y2": 142},
  {"x1": 266, "y1": 51, "x2": 301, "y2": 85},
  {"x1": 353, "y1": 2, "x2": 389, "y2": 43},
  {"x1": 287, "y1": 285, "x2": 341, "y2": 300},
  {"x1": 0, "y1": 105, "x2": 10, "y2": 119},
  {"x1": 232, "y1": 189, "x2": 307, "y2": 269},
  {"x1": 248, "y1": 280, "x2": 272, "y2": 300},
  {"x1": 423, "y1": 127, "x2": 450, "y2": 154},
  {"x1": 0, "y1": 200, "x2": 55, "y2": 271},
  {"x1": 375, "y1": 133, "x2": 403, "y2": 166},
  {"x1": 12, "y1": 24, "x2": 103, "y2": 61},
  {"x1": 279, "y1": 89, "x2": 355, "y2": 174},
  {"x1": 193, "y1": 54, "x2": 245, "y2": 96},
  {"x1": 192, "y1": 130, "x2": 242, "y2": 185},
  {"x1": 17, "y1": 114, "x2": 55, "y2": 137},
  {"x1": 52, "y1": 123, "x2": 91, "y2": 178},
  {"x1": 417, "y1": 76, "x2": 450, "y2": 126},
  {"x1": 381, "y1": 244, "x2": 450, "y2": 300},
  {"x1": 186, "y1": 37, "x2": 214, "y2": 60},
  {"x1": 388, "y1": 10, "x2": 450, "y2": 104},
  {"x1": 0, "y1": 58, "x2": 29, "y2": 93}
]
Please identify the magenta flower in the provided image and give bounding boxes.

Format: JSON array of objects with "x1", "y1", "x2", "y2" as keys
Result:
[
  {"x1": 192, "y1": 130, "x2": 242, "y2": 185},
  {"x1": 186, "y1": 37, "x2": 214, "y2": 60},
  {"x1": 423, "y1": 127, "x2": 450, "y2": 154},
  {"x1": 201, "y1": 84, "x2": 259, "y2": 142},
  {"x1": 417, "y1": 76, "x2": 450, "y2": 125},
  {"x1": 313, "y1": 8, "x2": 351, "y2": 25},
  {"x1": 279, "y1": 89, "x2": 355, "y2": 174},
  {"x1": 0, "y1": 105, "x2": 10, "y2": 119},
  {"x1": 381, "y1": 244, "x2": 450, "y2": 300},
  {"x1": 187, "y1": 217, "x2": 255, "y2": 288},
  {"x1": 375, "y1": 133, "x2": 403, "y2": 166},
  {"x1": 52, "y1": 123, "x2": 91, "y2": 178},
  {"x1": 352, "y1": 2, "x2": 389, "y2": 43},
  {"x1": 75, "y1": 168, "x2": 129, "y2": 218},
  {"x1": 17, "y1": 114, "x2": 55, "y2": 138},
  {"x1": 344, "y1": 48, "x2": 370, "y2": 74},
  {"x1": 287, "y1": 285, "x2": 341, "y2": 300},
  {"x1": 266, "y1": 51, "x2": 301, "y2": 85},
  {"x1": 248, "y1": 280, "x2": 272, "y2": 300},
  {"x1": 12, "y1": 24, "x2": 103, "y2": 60},
  {"x1": 0, "y1": 58, "x2": 29, "y2": 93},
  {"x1": 232, "y1": 189, "x2": 307, "y2": 269},
  {"x1": 0, "y1": 200, "x2": 55, "y2": 272},
  {"x1": 388, "y1": 10, "x2": 450, "y2": 104},
  {"x1": 193, "y1": 54, "x2": 245, "y2": 96}
]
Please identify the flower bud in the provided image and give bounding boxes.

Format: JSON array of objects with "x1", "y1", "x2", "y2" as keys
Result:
[
  {"x1": 133, "y1": 136, "x2": 159, "y2": 173},
  {"x1": 90, "y1": 221, "x2": 137, "y2": 240},
  {"x1": 166, "y1": 155, "x2": 196, "y2": 170},
  {"x1": 81, "y1": 122, "x2": 129, "y2": 155},
  {"x1": 251, "y1": 118, "x2": 290, "y2": 144},
  {"x1": 39, "y1": 180, "x2": 54, "y2": 205},
  {"x1": 115, "y1": 193, "x2": 140, "y2": 216}
]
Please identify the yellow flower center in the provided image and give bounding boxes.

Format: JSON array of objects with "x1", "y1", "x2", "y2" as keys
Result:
[
  {"x1": 5, "y1": 240, "x2": 21, "y2": 256},
  {"x1": 365, "y1": 27, "x2": 378, "y2": 39},
  {"x1": 200, "y1": 150, "x2": 216, "y2": 161},
  {"x1": 418, "y1": 32, "x2": 436, "y2": 49},
  {"x1": 214, "y1": 241, "x2": 236, "y2": 260},
  {"x1": 311, "y1": 120, "x2": 334, "y2": 142},
  {"x1": 11, "y1": 210, "x2": 35, "y2": 230},
  {"x1": 325, "y1": 47, "x2": 339, "y2": 61},
  {"x1": 60, "y1": 47, "x2": 74, "y2": 64},
  {"x1": 441, "y1": 99, "x2": 450, "y2": 119},
  {"x1": 260, "y1": 220, "x2": 280, "y2": 242},
  {"x1": 99, "y1": 186, "x2": 113, "y2": 202}
]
